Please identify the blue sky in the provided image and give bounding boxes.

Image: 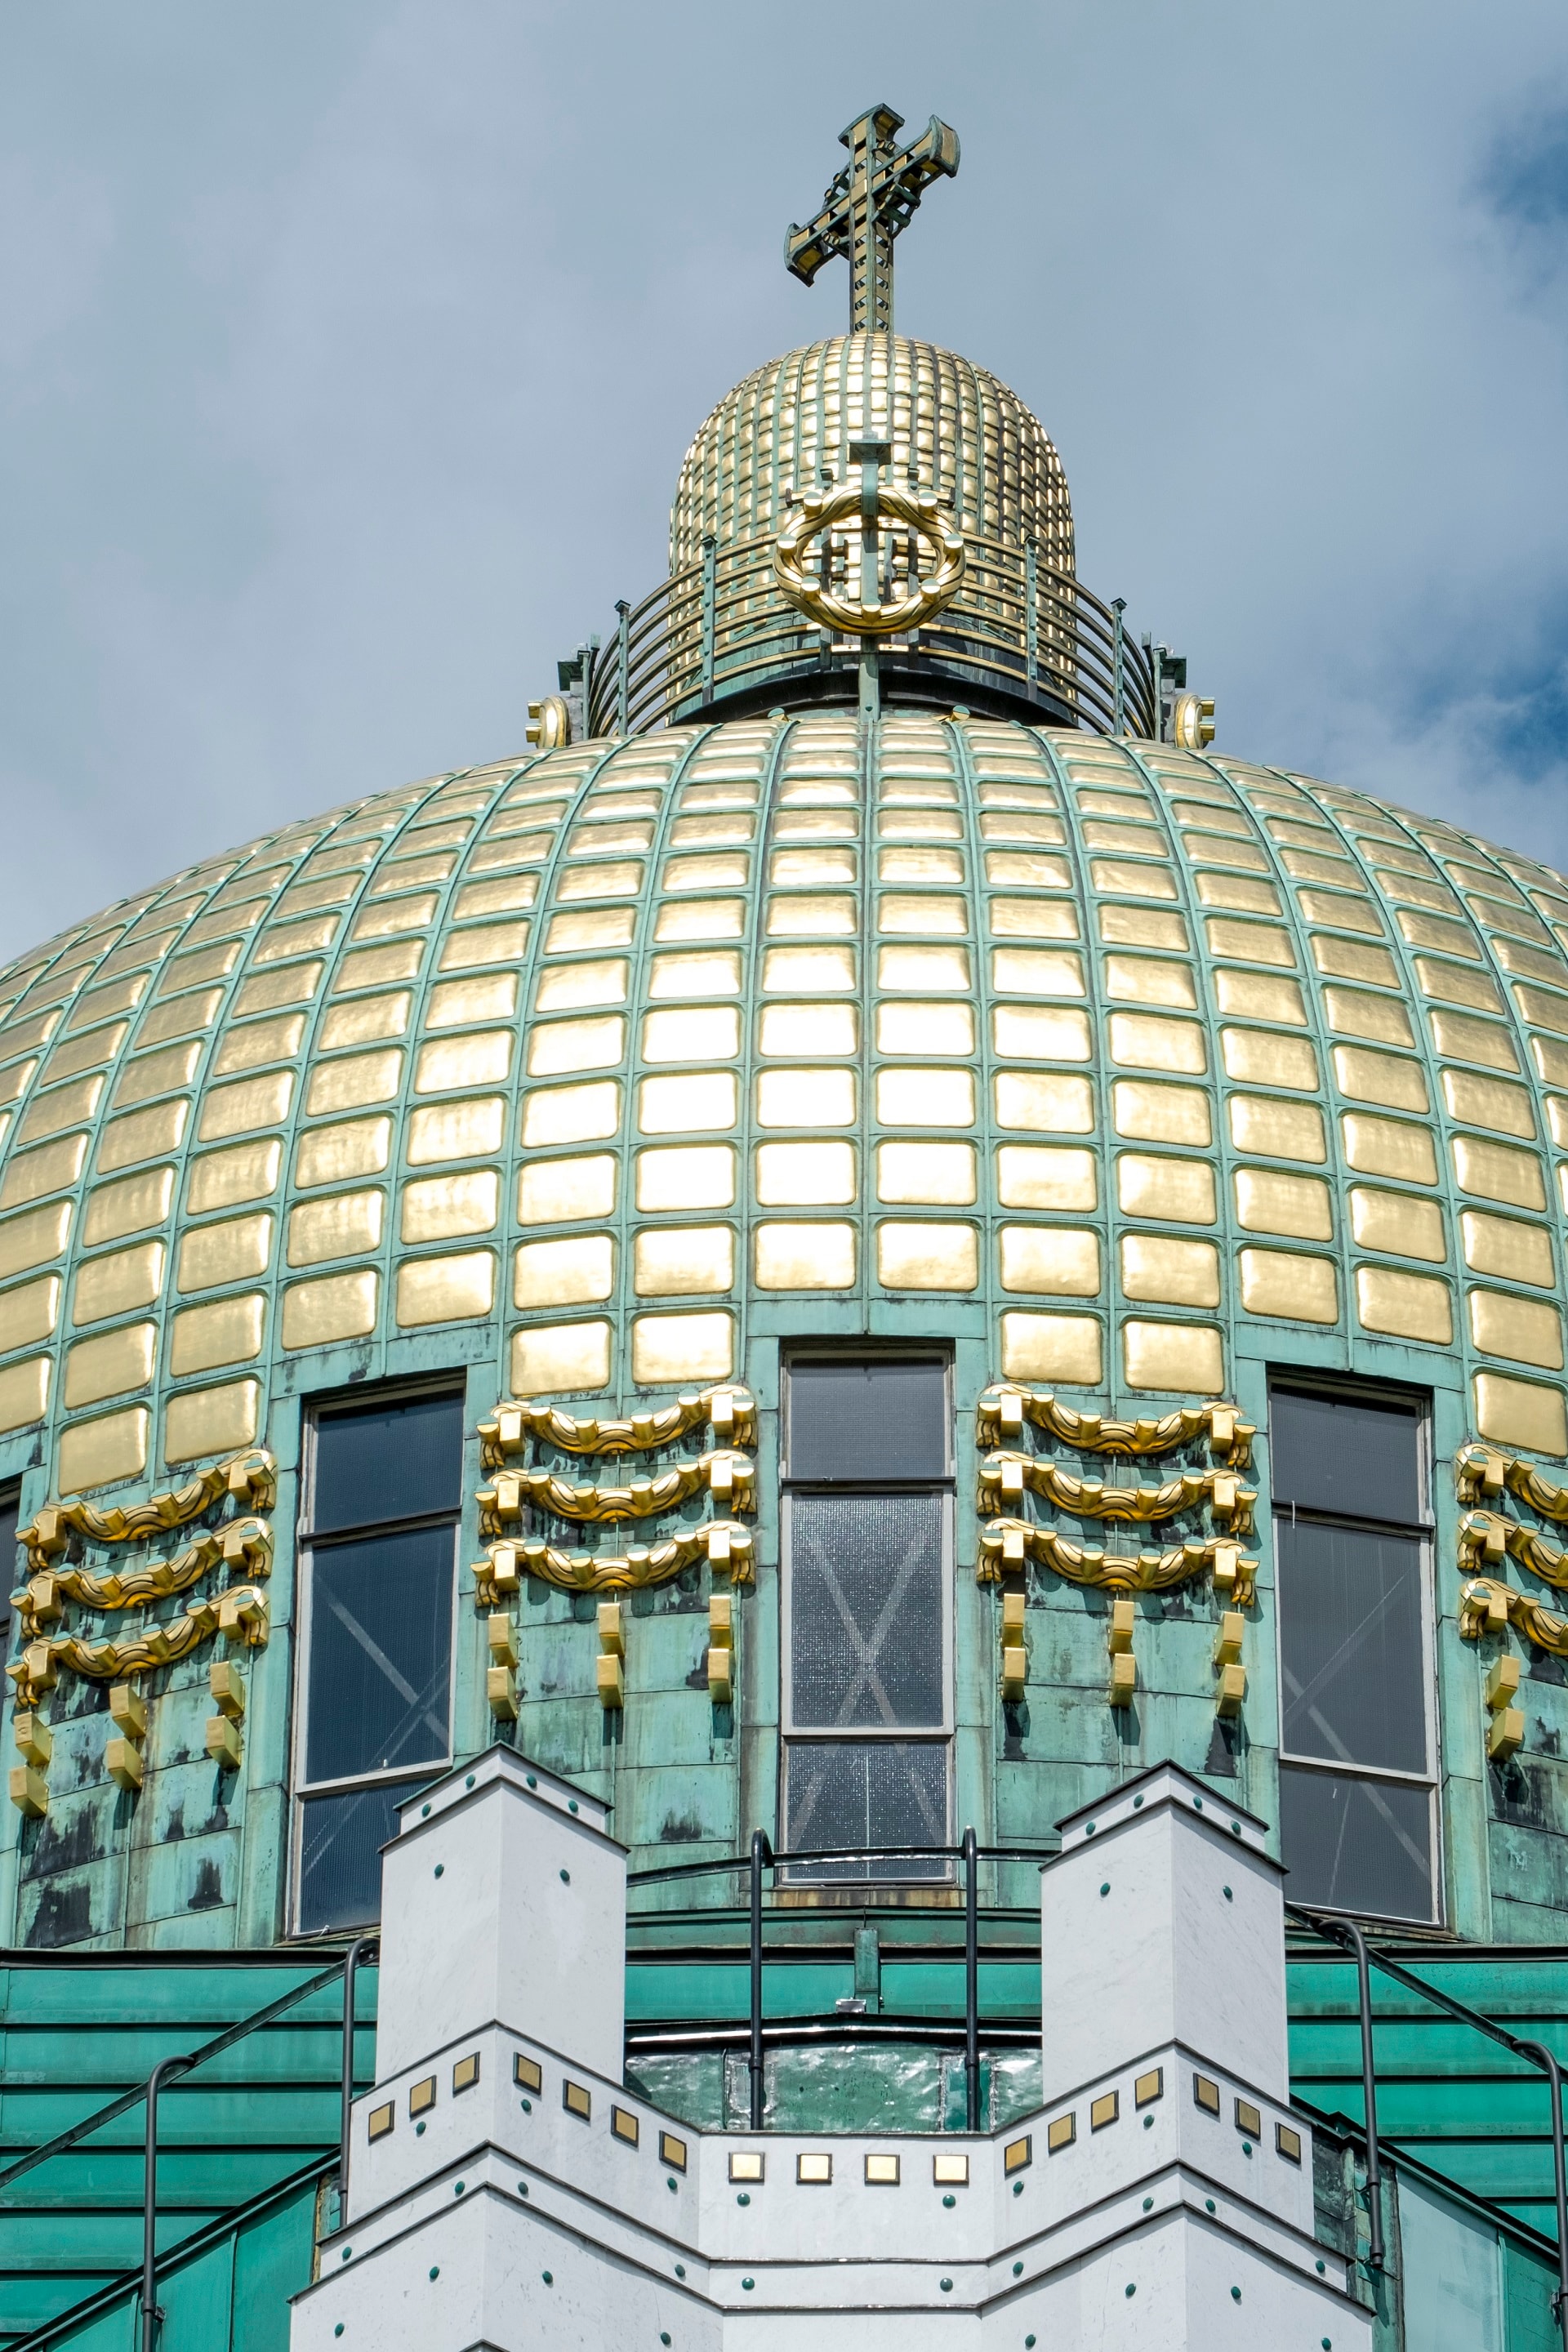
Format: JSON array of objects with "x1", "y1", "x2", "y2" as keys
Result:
[{"x1": 2, "y1": 2, "x2": 1566, "y2": 957}]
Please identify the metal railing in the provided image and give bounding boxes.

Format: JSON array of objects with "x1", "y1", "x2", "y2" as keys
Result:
[
  {"x1": 628, "y1": 1829, "x2": 1050, "y2": 2132},
  {"x1": 583, "y1": 532, "x2": 1158, "y2": 741}
]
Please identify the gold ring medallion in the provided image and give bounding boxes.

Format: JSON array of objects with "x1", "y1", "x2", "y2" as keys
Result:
[{"x1": 773, "y1": 480, "x2": 966, "y2": 635}]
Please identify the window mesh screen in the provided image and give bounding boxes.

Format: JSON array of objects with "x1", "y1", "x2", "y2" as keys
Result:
[
  {"x1": 784, "y1": 1740, "x2": 948, "y2": 1879},
  {"x1": 789, "y1": 1493, "x2": 944, "y2": 1729}
]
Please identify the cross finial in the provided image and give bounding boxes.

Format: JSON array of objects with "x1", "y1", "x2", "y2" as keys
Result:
[{"x1": 786, "y1": 102, "x2": 960, "y2": 336}]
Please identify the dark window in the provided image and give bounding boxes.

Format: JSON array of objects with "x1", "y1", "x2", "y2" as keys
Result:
[
  {"x1": 0, "y1": 1486, "x2": 19, "y2": 1665},
  {"x1": 782, "y1": 1354, "x2": 951, "y2": 1882},
  {"x1": 1272, "y1": 1383, "x2": 1437, "y2": 1923},
  {"x1": 295, "y1": 1387, "x2": 464, "y2": 1934}
]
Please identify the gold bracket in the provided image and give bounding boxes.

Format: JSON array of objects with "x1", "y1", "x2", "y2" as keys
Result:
[
  {"x1": 977, "y1": 1521, "x2": 1256, "y2": 1605},
  {"x1": 975, "y1": 1386, "x2": 1253, "y2": 1468},
  {"x1": 978, "y1": 1454, "x2": 1254, "y2": 1533}
]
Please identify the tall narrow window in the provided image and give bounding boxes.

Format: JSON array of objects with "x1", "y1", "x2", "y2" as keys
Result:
[
  {"x1": 293, "y1": 1385, "x2": 464, "y2": 1934},
  {"x1": 1272, "y1": 1381, "x2": 1438, "y2": 1924},
  {"x1": 781, "y1": 1353, "x2": 952, "y2": 1880},
  {"x1": 0, "y1": 1483, "x2": 19, "y2": 1669}
]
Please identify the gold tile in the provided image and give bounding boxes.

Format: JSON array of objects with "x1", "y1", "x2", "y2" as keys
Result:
[
  {"x1": 875, "y1": 942, "x2": 970, "y2": 996},
  {"x1": 654, "y1": 897, "x2": 746, "y2": 943},
  {"x1": 1442, "y1": 1068, "x2": 1535, "y2": 1138},
  {"x1": 987, "y1": 898, "x2": 1081, "y2": 948},
  {"x1": 1299, "y1": 891, "x2": 1383, "y2": 936},
  {"x1": 662, "y1": 853, "x2": 746, "y2": 894},
  {"x1": 1416, "y1": 956, "x2": 1503, "y2": 1013},
  {"x1": 425, "y1": 973, "x2": 519, "y2": 1029},
  {"x1": 877, "y1": 1221, "x2": 979, "y2": 1290},
  {"x1": 1338, "y1": 1112, "x2": 1434, "y2": 1184},
  {"x1": 1098, "y1": 904, "x2": 1187, "y2": 951},
  {"x1": 287, "y1": 1192, "x2": 382, "y2": 1267},
  {"x1": 514, "y1": 1234, "x2": 613, "y2": 1307},
  {"x1": 163, "y1": 1378, "x2": 260, "y2": 1465},
  {"x1": 631, "y1": 1144, "x2": 732, "y2": 1214},
  {"x1": 1205, "y1": 919, "x2": 1295, "y2": 969},
  {"x1": 991, "y1": 1004, "x2": 1094, "y2": 1063},
  {"x1": 999, "y1": 1312, "x2": 1099, "y2": 1384},
  {"x1": 773, "y1": 847, "x2": 856, "y2": 886},
  {"x1": 0, "y1": 1198, "x2": 73, "y2": 1278},
  {"x1": 294, "y1": 1118, "x2": 391, "y2": 1190},
  {"x1": 634, "y1": 1225, "x2": 734, "y2": 1296},
  {"x1": 281, "y1": 1268, "x2": 378, "y2": 1348},
  {"x1": 754, "y1": 1221, "x2": 856, "y2": 1289},
  {"x1": 406, "y1": 1096, "x2": 507, "y2": 1165},
  {"x1": 756, "y1": 1067, "x2": 855, "y2": 1128},
  {"x1": 300, "y1": 1049, "x2": 399, "y2": 1117},
  {"x1": 1474, "y1": 1371, "x2": 1568, "y2": 1457},
  {"x1": 1462, "y1": 1209, "x2": 1553, "y2": 1286},
  {"x1": 316, "y1": 996, "x2": 409, "y2": 1054},
  {"x1": 630, "y1": 1310, "x2": 733, "y2": 1383},
  {"x1": 0, "y1": 1055, "x2": 39, "y2": 1102},
  {"x1": 168, "y1": 1198, "x2": 272, "y2": 1288},
  {"x1": 1090, "y1": 858, "x2": 1178, "y2": 901},
  {"x1": 1117, "y1": 1154, "x2": 1217, "y2": 1224},
  {"x1": 643, "y1": 1005, "x2": 740, "y2": 1064},
  {"x1": 1348, "y1": 1187, "x2": 1445, "y2": 1263},
  {"x1": 1000, "y1": 1226, "x2": 1100, "y2": 1295},
  {"x1": 755, "y1": 1142, "x2": 856, "y2": 1206},
  {"x1": 986, "y1": 850, "x2": 1071, "y2": 891},
  {"x1": 638, "y1": 1070, "x2": 737, "y2": 1134},
  {"x1": 546, "y1": 906, "x2": 635, "y2": 954},
  {"x1": 57, "y1": 1404, "x2": 147, "y2": 1494},
  {"x1": 768, "y1": 893, "x2": 856, "y2": 937},
  {"x1": 876, "y1": 1141, "x2": 976, "y2": 1205},
  {"x1": 996, "y1": 1145, "x2": 1096, "y2": 1211},
  {"x1": 1431, "y1": 1009, "x2": 1520, "y2": 1072},
  {"x1": 333, "y1": 942, "x2": 425, "y2": 993},
  {"x1": 114, "y1": 1039, "x2": 206, "y2": 1107},
  {"x1": 64, "y1": 1321, "x2": 156, "y2": 1406},
  {"x1": 515, "y1": 1156, "x2": 613, "y2": 1225},
  {"x1": 0, "y1": 1272, "x2": 59, "y2": 1351},
  {"x1": 416, "y1": 1031, "x2": 512, "y2": 1094},
  {"x1": 763, "y1": 943, "x2": 856, "y2": 994},
  {"x1": 1, "y1": 1134, "x2": 88, "y2": 1205},
  {"x1": 1353, "y1": 1266, "x2": 1452, "y2": 1343},
  {"x1": 1120, "y1": 1233, "x2": 1219, "y2": 1306},
  {"x1": 1196, "y1": 873, "x2": 1281, "y2": 916},
  {"x1": 992, "y1": 947, "x2": 1085, "y2": 1000},
  {"x1": 198, "y1": 1072, "x2": 292, "y2": 1142},
  {"x1": 758, "y1": 1001, "x2": 858, "y2": 1057},
  {"x1": 439, "y1": 920, "x2": 530, "y2": 972},
  {"x1": 1227, "y1": 1169, "x2": 1330, "y2": 1243},
  {"x1": 1111, "y1": 1080, "x2": 1210, "y2": 1147},
  {"x1": 874, "y1": 1000, "x2": 974, "y2": 1058},
  {"x1": 1469, "y1": 1289, "x2": 1563, "y2": 1369},
  {"x1": 394, "y1": 1170, "x2": 498, "y2": 1245},
  {"x1": 1123, "y1": 1319, "x2": 1223, "y2": 1394},
  {"x1": 1451, "y1": 1134, "x2": 1547, "y2": 1211},
  {"x1": 879, "y1": 893, "x2": 968, "y2": 938},
  {"x1": 17, "y1": 1073, "x2": 104, "y2": 1143},
  {"x1": 1108, "y1": 1013, "x2": 1206, "y2": 1075},
  {"x1": 878, "y1": 844, "x2": 963, "y2": 884},
  {"x1": 1213, "y1": 970, "x2": 1306, "y2": 1026},
  {"x1": 170, "y1": 1293, "x2": 265, "y2": 1375},
  {"x1": 511, "y1": 1317, "x2": 610, "y2": 1396},
  {"x1": 534, "y1": 960, "x2": 629, "y2": 1014},
  {"x1": 648, "y1": 950, "x2": 742, "y2": 1000},
  {"x1": 453, "y1": 874, "x2": 539, "y2": 920},
  {"x1": 520, "y1": 1080, "x2": 620, "y2": 1148},
  {"x1": 1221, "y1": 1029, "x2": 1318, "y2": 1091},
  {"x1": 875, "y1": 1067, "x2": 974, "y2": 1127},
  {"x1": 47, "y1": 1022, "x2": 127, "y2": 1076},
  {"x1": 993, "y1": 1071, "x2": 1094, "y2": 1133},
  {"x1": 527, "y1": 1017, "x2": 624, "y2": 1080},
  {"x1": 1325, "y1": 988, "x2": 1414, "y2": 1047},
  {"x1": 1238, "y1": 1247, "x2": 1337, "y2": 1323},
  {"x1": 397, "y1": 1250, "x2": 496, "y2": 1326},
  {"x1": 352, "y1": 891, "x2": 438, "y2": 938}
]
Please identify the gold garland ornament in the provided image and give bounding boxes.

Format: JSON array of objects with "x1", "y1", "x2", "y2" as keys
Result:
[
  {"x1": 7, "y1": 1586, "x2": 270, "y2": 1709},
  {"x1": 974, "y1": 1386, "x2": 1254, "y2": 1467},
  {"x1": 479, "y1": 1388, "x2": 755, "y2": 1468},
  {"x1": 1459, "y1": 1510, "x2": 1568, "y2": 1589},
  {"x1": 977, "y1": 1520, "x2": 1256, "y2": 1603},
  {"x1": 773, "y1": 481, "x2": 965, "y2": 637},
  {"x1": 12, "y1": 1519, "x2": 272, "y2": 1640},
  {"x1": 1457, "y1": 1444, "x2": 1568, "y2": 1526},
  {"x1": 479, "y1": 1452, "x2": 755, "y2": 1535},
  {"x1": 977, "y1": 1454, "x2": 1254, "y2": 1533},
  {"x1": 472, "y1": 1521, "x2": 754, "y2": 1601},
  {"x1": 1459, "y1": 1575, "x2": 1568, "y2": 1656},
  {"x1": 19, "y1": 1450, "x2": 275, "y2": 1572}
]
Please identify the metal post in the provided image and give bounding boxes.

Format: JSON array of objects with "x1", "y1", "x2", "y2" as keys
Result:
[
  {"x1": 1341, "y1": 1920, "x2": 1384, "y2": 2270},
  {"x1": 700, "y1": 535, "x2": 717, "y2": 706},
  {"x1": 614, "y1": 601, "x2": 630, "y2": 737},
  {"x1": 1520, "y1": 2039, "x2": 1568, "y2": 2341},
  {"x1": 963, "y1": 1825, "x2": 980, "y2": 2130},
  {"x1": 748, "y1": 1829, "x2": 772, "y2": 2131},
  {"x1": 1025, "y1": 541, "x2": 1039, "y2": 701},
  {"x1": 140, "y1": 2055, "x2": 192, "y2": 2352},
  {"x1": 1111, "y1": 598, "x2": 1126, "y2": 735},
  {"x1": 338, "y1": 1936, "x2": 376, "y2": 2221}
]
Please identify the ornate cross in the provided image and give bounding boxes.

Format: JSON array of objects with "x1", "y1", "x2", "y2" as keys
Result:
[{"x1": 786, "y1": 102, "x2": 960, "y2": 335}]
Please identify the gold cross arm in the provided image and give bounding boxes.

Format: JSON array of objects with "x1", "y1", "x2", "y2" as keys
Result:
[{"x1": 786, "y1": 102, "x2": 960, "y2": 334}]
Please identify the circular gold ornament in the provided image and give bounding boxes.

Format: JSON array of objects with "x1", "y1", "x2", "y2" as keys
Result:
[{"x1": 773, "y1": 480, "x2": 965, "y2": 635}]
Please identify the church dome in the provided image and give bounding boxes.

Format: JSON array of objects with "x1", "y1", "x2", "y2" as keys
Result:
[
  {"x1": 1, "y1": 710, "x2": 1566, "y2": 1502},
  {"x1": 670, "y1": 335, "x2": 1075, "y2": 577}
]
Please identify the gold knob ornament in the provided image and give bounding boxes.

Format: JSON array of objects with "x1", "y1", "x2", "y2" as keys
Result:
[
  {"x1": 1169, "y1": 693, "x2": 1216, "y2": 750},
  {"x1": 526, "y1": 694, "x2": 572, "y2": 749}
]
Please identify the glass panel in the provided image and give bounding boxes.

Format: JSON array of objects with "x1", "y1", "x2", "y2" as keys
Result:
[
  {"x1": 784, "y1": 1740, "x2": 949, "y2": 1880},
  {"x1": 1271, "y1": 1389, "x2": 1421, "y2": 1525},
  {"x1": 788, "y1": 1358, "x2": 947, "y2": 1481},
  {"x1": 298, "y1": 1777, "x2": 425, "y2": 1932},
  {"x1": 1278, "y1": 1520, "x2": 1428, "y2": 1774},
  {"x1": 312, "y1": 1389, "x2": 464, "y2": 1531},
  {"x1": 1278, "y1": 1764, "x2": 1434, "y2": 1922},
  {"x1": 0, "y1": 1488, "x2": 17, "y2": 1659},
  {"x1": 789, "y1": 1493, "x2": 944, "y2": 1728},
  {"x1": 304, "y1": 1525, "x2": 454, "y2": 1784}
]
